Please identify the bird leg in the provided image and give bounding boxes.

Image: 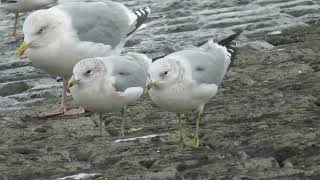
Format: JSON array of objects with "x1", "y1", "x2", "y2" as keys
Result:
[
  {"x1": 118, "y1": 107, "x2": 139, "y2": 136},
  {"x1": 98, "y1": 112, "x2": 104, "y2": 134},
  {"x1": 9, "y1": 13, "x2": 19, "y2": 37},
  {"x1": 195, "y1": 111, "x2": 201, "y2": 147},
  {"x1": 39, "y1": 75, "x2": 85, "y2": 117},
  {"x1": 38, "y1": 78, "x2": 69, "y2": 118},
  {"x1": 183, "y1": 111, "x2": 201, "y2": 148},
  {"x1": 176, "y1": 113, "x2": 183, "y2": 142},
  {"x1": 120, "y1": 107, "x2": 126, "y2": 137}
]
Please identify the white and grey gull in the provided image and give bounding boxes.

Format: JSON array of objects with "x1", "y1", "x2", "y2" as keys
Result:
[
  {"x1": 145, "y1": 34, "x2": 238, "y2": 147},
  {"x1": 68, "y1": 53, "x2": 151, "y2": 136}
]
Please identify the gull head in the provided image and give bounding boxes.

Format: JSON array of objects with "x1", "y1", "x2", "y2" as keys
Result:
[
  {"x1": 17, "y1": 9, "x2": 68, "y2": 56},
  {"x1": 147, "y1": 58, "x2": 183, "y2": 90},
  {"x1": 68, "y1": 58, "x2": 106, "y2": 90}
]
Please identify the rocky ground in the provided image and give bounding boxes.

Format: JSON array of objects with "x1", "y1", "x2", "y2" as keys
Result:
[{"x1": 0, "y1": 0, "x2": 319, "y2": 179}]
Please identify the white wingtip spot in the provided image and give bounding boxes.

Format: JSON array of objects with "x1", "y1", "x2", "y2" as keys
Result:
[
  {"x1": 138, "y1": 9, "x2": 145, "y2": 15},
  {"x1": 137, "y1": 23, "x2": 147, "y2": 31},
  {"x1": 227, "y1": 52, "x2": 231, "y2": 58},
  {"x1": 145, "y1": 7, "x2": 151, "y2": 13},
  {"x1": 135, "y1": 11, "x2": 142, "y2": 16}
]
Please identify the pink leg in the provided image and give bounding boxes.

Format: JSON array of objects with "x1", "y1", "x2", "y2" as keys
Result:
[
  {"x1": 64, "y1": 106, "x2": 86, "y2": 116},
  {"x1": 63, "y1": 77, "x2": 86, "y2": 115},
  {"x1": 38, "y1": 78, "x2": 69, "y2": 118}
]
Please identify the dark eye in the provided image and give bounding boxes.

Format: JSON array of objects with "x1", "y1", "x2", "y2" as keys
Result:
[
  {"x1": 119, "y1": 72, "x2": 129, "y2": 76},
  {"x1": 160, "y1": 71, "x2": 168, "y2": 77},
  {"x1": 37, "y1": 26, "x2": 48, "y2": 34},
  {"x1": 85, "y1": 70, "x2": 92, "y2": 75}
]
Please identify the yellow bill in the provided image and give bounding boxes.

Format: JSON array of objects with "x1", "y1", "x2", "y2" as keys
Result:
[
  {"x1": 16, "y1": 42, "x2": 29, "y2": 57},
  {"x1": 144, "y1": 81, "x2": 156, "y2": 94},
  {"x1": 67, "y1": 77, "x2": 80, "y2": 90}
]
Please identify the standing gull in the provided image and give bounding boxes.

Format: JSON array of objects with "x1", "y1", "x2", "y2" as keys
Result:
[
  {"x1": 16, "y1": 1, "x2": 151, "y2": 117},
  {"x1": 0, "y1": 0, "x2": 57, "y2": 37},
  {"x1": 145, "y1": 36, "x2": 238, "y2": 148},
  {"x1": 68, "y1": 53, "x2": 151, "y2": 136}
]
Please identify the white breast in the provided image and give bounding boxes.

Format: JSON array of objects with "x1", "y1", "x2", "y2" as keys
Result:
[
  {"x1": 149, "y1": 83, "x2": 198, "y2": 112},
  {"x1": 27, "y1": 37, "x2": 114, "y2": 78},
  {"x1": 70, "y1": 81, "x2": 142, "y2": 113},
  {"x1": 27, "y1": 41, "x2": 76, "y2": 77}
]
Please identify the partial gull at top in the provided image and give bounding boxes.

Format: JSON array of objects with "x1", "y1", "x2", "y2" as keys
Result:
[
  {"x1": 0, "y1": 0, "x2": 58, "y2": 36},
  {"x1": 0, "y1": 0, "x2": 57, "y2": 12}
]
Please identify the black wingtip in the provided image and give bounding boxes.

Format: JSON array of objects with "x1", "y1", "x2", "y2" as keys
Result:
[
  {"x1": 127, "y1": 7, "x2": 151, "y2": 36},
  {"x1": 226, "y1": 40, "x2": 237, "y2": 59},
  {"x1": 218, "y1": 32, "x2": 241, "y2": 71},
  {"x1": 1, "y1": 0, "x2": 18, "y2": 4},
  {"x1": 152, "y1": 54, "x2": 166, "y2": 62},
  {"x1": 133, "y1": 7, "x2": 151, "y2": 28},
  {"x1": 217, "y1": 31, "x2": 241, "y2": 47}
]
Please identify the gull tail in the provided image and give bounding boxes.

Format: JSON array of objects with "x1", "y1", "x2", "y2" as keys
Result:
[
  {"x1": 127, "y1": 7, "x2": 151, "y2": 36},
  {"x1": 217, "y1": 32, "x2": 240, "y2": 71},
  {"x1": 198, "y1": 32, "x2": 240, "y2": 76}
]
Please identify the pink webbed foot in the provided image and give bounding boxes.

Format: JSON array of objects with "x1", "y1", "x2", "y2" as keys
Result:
[
  {"x1": 64, "y1": 106, "x2": 86, "y2": 116},
  {"x1": 112, "y1": 92, "x2": 125, "y2": 96},
  {"x1": 38, "y1": 106, "x2": 66, "y2": 118}
]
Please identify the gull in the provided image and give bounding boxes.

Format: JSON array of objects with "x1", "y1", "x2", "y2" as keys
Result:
[
  {"x1": 68, "y1": 53, "x2": 151, "y2": 136},
  {"x1": 145, "y1": 35, "x2": 238, "y2": 147},
  {"x1": 0, "y1": 0, "x2": 57, "y2": 37},
  {"x1": 16, "y1": 1, "x2": 151, "y2": 117}
]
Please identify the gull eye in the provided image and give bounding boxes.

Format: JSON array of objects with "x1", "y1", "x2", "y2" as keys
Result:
[
  {"x1": 85, "y1": 70, "x2": 92, "y2": 76},
  {"x1": 37, "y1": 26, "x2": 48, "y2": 34},
  {"x1": 160, "y1": 71, "x2": 168, "y2": 77}
]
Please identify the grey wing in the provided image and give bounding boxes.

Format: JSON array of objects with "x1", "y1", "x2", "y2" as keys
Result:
[
  {"x1": 57, "y1": 2, "x2": 133, "y2": 47},
  {"x1": 169, "y1": 50, "x2": 228, "y2": 85},
  {"x1": 107, "y1": 56, "x2": 148, "y2": 92}
]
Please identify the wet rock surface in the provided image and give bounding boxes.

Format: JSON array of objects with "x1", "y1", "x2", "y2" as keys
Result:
[{"x1": 0, "y1": 0, "x2": 319, "y2": 179}]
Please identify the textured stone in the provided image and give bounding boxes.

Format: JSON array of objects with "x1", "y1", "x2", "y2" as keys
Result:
[
  {"x1": 242, "y1": 157, "x2": 280, "y2": 169},
  {"x1": 0, "y1": 96, "x2": 18, "y2": 107},
  {"x1": 0, "y1": 81, "x2": 31, "y2": 96}
]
